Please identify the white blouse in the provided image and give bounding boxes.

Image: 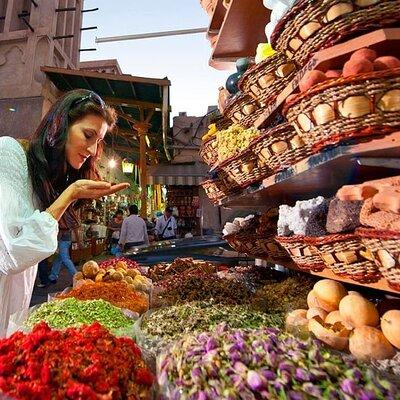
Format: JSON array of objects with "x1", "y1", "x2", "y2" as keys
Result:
[{"x1": 0, "y1": 137, "x2": 58, "y2": 336}]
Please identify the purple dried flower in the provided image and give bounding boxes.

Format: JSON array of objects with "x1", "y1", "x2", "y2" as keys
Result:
[
  {"x1": 359, "y1": 390, "x2": 377, "y2": 400},
  {"x1": 340, "y1": 378, "x2": 358, "y2": 396},
  {"x1": 266, "y1": 351, "x2": 278, "y2": 367},
  {"x1": 279, "y1": 370, "x2": 291, "y2": 385},
  {"x1": 231, "y1": 374, "x2": 246, "y2": 391},
  {"x1": 288, "y1": 391, "x2": 305, "y2": 400},
  {"x1": 197, "y1": 392, "x2": 208, "y2": 400},
  {"x1": 229, "y1": 350, "x2": 242, "y2": 363},
  {"x1": 308, "y1": 368, "x2": 328, "y2": 380},
  {"x1": 247, "y1": 370, "x2": 265, "y2": 391},
  {"x1": 302, "y1": 383, "x2": 322, "y2": 397},
  {"x1": 295, "y1": 368, "x2": 311, "y2": 382},
  {"x1": 234, "y1": 361, "x2": 248, "y2": 374},
  {"x1": 205, "y1": 337, "x2": 218, "y2": 352},
  {"x1": 278, "y1": 361, "x2": 295, "y2": 374},
  {"x1": 274, "y1": 381, "x2": 284, "y2": 392},
  {"x1": 260, "y1": 369, "x2": 276, "y2": 381},
  {"x1": 191, "y1": 367, "x2": 202, "y2": 379}
]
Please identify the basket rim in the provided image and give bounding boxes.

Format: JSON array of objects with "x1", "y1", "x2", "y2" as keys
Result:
[
  {"x1": 275, "y1": 234, "x2": 306, "y2": 243},
  {"x1": 356, "y1": 227, "x2": 400, "y2": 239},
  {"x1": 200, "y1": 135, "x2": 217, "y2": 147},
  {"x1": 283, "y1": 67, "x2": 400, "y2": 114},
  {"x1": 305, "y1": 232, "x2": 358, "y2": 245},
  {"x1": 224, "y1": 91, "x2": 257, "y2": 113},
  {"x1": 237, "y1": 52, "x2": 289, "y2": 89}
]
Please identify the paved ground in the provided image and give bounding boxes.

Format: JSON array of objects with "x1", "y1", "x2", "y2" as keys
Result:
[{"x1": 30, "y1": 253, "x2": 111, "y2": 306}]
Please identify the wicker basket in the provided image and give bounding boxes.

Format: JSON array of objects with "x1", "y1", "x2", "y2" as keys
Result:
[
  {"x1": 201, "y1": 172, "x2": 240, "y2": 204},
  {"x1": 308, "y1": 233, "x2": 381, "y2": 283},
  {"x1": 357, "y1": 228, "x2": 400, "y2": 291},
  {"x1": 238, "y1": 52, "x2": 297, "y2": 106},
  {"x1": 225, "y1": 230, "x2": 289, "y2": 261},
  {"x1": 253, "y1": 123, "x2": 312, "y2": 172},
  {"x1": 199, "y1": 136, "x2": 218, "y2": 166},
  {"x1": 271, "y1": 0, "x2": 400, "y2": 67},
  {"x1": 275, "y1": 235, "x2": 325, "y2": 272},
  {"x1": 284, "y1": 68, "x2": 400, "y2": 152},
  {"x1": 223, "y1": 92, "x2": 264, "y2": 128}
]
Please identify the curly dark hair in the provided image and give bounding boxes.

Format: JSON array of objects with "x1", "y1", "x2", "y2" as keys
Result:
[{"x1": 27, "y1": 89, "x2": 117, "y2": 228}]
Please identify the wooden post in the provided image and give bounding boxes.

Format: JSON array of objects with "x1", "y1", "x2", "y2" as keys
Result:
[{"x1": 135, "y1": 122, "x2": 150, "y2": 218}]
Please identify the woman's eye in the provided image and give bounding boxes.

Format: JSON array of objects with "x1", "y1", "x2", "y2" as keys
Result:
[{"x1": 84, "y1": 132, "x2": 93, "y2": 139}]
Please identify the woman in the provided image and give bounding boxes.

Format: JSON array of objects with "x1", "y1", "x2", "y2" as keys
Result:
[{"x1": 0, "y1": 89, "x2": 129, "y2": 336}]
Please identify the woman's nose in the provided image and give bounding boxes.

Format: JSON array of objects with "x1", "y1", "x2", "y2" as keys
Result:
[{"x1": 87, "y1": 142, "x2": 97, "y2": 156}]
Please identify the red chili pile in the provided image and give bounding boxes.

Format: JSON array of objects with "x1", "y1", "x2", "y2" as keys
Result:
[{"x1": 0, "y1": 322, "x2": 154, "y2": 400}]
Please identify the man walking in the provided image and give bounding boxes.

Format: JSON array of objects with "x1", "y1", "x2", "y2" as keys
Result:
[
  {"x1": 155, "y1": 206, "x2": 177, "y2": 240},
  {"x1": 118, "y1": 205, "x2": 149, "y2": 252}
]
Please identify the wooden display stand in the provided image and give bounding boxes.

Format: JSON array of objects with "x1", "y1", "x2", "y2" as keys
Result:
[{"x1": 204, "y1": 4, "x2": 400, "y2": 294}]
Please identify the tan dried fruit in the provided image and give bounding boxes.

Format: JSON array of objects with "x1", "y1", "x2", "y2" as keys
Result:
[
  {"x1": 322, "y1": 253, "x2": 336, "y2": 265},
  {"x1": 250, "y1": 84, "x2": 261, "y2": 96},
  {"x1": 381, "y1": 310, "x2": 400, "y2": 349},
  {"x1": 289, "y1": 135, "x2": 304, "y2": 149},
  {"x1": 95, "y1": 273, "x2": 105, "y2": 282},
  {"x1": 299, "y1": 21, "x2": 321, "y2": 40},
  {"x1": 112, "y1": 271, "x2": 124, "y2": 281},
  {"x1": 355, "y1": 0, "x2": 380, "y2": 6},
  {"x1": 377, "y1": 89, "x2": 400, "y2": 112},
  {"x1": 260, "y1": 147, "x2": 271, "y2": 160},
  {"x1": 313, "y1": 103, "x2": 335, "y2": 125},
  {"x1": 276, "y1": 63, "x2": 296, "y2": 78},
  {"x1": 243, "y1": 104, "x2": 257, "y2": 115},
  {"x1": 336, "y1": 251, "x2": 358, "y2": 264},
  {"x1": 377, "y1": 249, "x2": 396, "y2": 269},
  {"x1": 289, "y1": 38, "x2": 303, "y2": 51},
  {"x1": 325, "y1": 3, "x2": 353, "y2": 22},
  {"x1": 338, "y1": 96, "x2": 370, "y2": 118},
  {"x1": 258, "y1": 74, "x2": 275, "y2": 88},
  {"x1": 309, "y1": 316, "x2": 351, "y2": 350},
  {"x1": 314, "y1": 279, "x2": 347, "y2": 312},
  {"x1": 271, "y1": 141, "x2": 288, "y2": 154},
  {"x1": 297, "y1": 113, "x2": 313, "y2": 132},
  {"x1": 82, "y1": 260, "x2": 100, "y2": 279},
  {"x1": 74, "y1": 272, "x2": 84, "y2": 281},
  {"x1": 307, "y1": 307, "x2": 328, "y2": 321},
  {"x1": 339, "y1": 294, "x2": 379, "y2": 327}
]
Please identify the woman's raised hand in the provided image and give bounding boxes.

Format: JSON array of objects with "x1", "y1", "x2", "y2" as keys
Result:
[{"x1": 68, "y1": 180, "x2": 130, "y2": 200}]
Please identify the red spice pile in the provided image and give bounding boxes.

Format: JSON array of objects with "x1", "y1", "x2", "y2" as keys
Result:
[
  {"x1": 58, "y1": 281, "x2": 149, "y2": 315},
  {"x1": 99, "y1": 257, "x2": 140, "y2": 270},
  {"x1": 0, "y1": 322, "x2": 153, "y2": 400}
]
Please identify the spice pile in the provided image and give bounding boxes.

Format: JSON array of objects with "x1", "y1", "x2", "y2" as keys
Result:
[
  {"x1": 147, "y1": 258, "x2": 216, "y2": 282},
  {"x1": 99, "y1": 257, "x2": 141, "y2": 270},
  {"x1": 154, "y1": 273, "x2": 253, "y2": 307},
  {"x1": 251, "y1": 275, "x2": 316, "y2": 313},
  {"x1": 138, "y1": 301, "x2": 284, "y2": 354},
  {"x1": 158, "y1": 324, "x2": 399, "y2": 399},
  {"x1": 26, "y1": 298, "x2": 134, "y2": 331},
  {"x1": 58, "y1": 281, "x2": 149, "y2": 315},
  {"x1": 0, "y1": 322, "x2": 153, "y2": 400}
]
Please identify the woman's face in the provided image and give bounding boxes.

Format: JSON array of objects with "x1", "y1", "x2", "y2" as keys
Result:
[{"x1": 66, "y1": 113, "x2": 108, "y2": 169}]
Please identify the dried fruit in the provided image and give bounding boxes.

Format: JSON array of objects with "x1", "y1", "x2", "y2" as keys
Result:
[
  {"x1": 313, "y1": 279, "x2": 347, "y2": 312},
  {"x1": 309, "y1": 316, "x2": 351, "y2": 351},
  {"x1": 381, "y1": 309, "x2": 400, "y2": 349},
  {"x1": 339, "y1": 294, "x2": 379, "y2": 328}
]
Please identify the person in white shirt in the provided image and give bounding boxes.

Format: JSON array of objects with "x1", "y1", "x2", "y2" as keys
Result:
[
  {"x1": 155, "y1": 206, "x2": 177, "y2": 240},
  {"x1": 0, "y1": 89, "x2": 129, "y2": 337},
  {"x1": 118, "y1": 204, "x2": 149, "y2": 251}
]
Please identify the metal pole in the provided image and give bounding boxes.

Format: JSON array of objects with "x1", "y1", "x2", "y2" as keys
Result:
[{"x1": 96, "y1": 27, "x2": 207, "y2": 43}]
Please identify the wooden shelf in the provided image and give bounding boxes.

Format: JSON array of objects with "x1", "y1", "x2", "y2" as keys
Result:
[
  {"x1": 207, "y1": 0, "x2": 227, "y2": 36},
  {"x1": 255, "y1": 28, "x2": 400, "y2": 128},
  {"x1": 209, "y1": 0, "x2": 270, "y2": 70},
  {"x1": 217, "y1": 131, "x2": 400, "y2": 207}
]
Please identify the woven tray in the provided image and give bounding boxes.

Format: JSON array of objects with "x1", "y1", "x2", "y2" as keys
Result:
[
  {"x1": 275, "y1": 235, "x2": 325, "y2": 272},
  {"x1": 308, "y1": 233, "x2": 381, "y2": 283},
  {"x1": 199, "y1": 136, "x2": 218, "y2": 166},
  {"x1": 357, "y1": 227, "x2": 400, "y2": 291},
  {"x1": 238, "y1": 52, "x2": 297, "y2": 107},
  {"x1": 225, "y1": 230, "x2": 289, "y2": 261},
  {"x1": 271, "y1": 0, "x2": 400, "y2": 67},
  {"x1": 284, "y1": 68, "x2": 400, "y2": 152},
  {"x1": 201, "y1": 172, "x2": 240, "y2": 204},
  {"x1": 223, "y1": 92, "x2": 264, "y2": 128},
  {"x1": 253, "y1": 122, "x2": 312, "y2": 172}
]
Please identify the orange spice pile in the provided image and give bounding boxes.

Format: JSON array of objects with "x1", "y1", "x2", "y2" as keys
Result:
[{"x1": 58, "y1": 281, "x2": 149, "y2": 315}]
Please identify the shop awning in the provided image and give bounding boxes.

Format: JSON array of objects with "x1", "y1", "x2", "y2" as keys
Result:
[
  {"x1": 41, "y1": 66, "x2": 171, "y2": 162},
  {"x1": 148, "y1": 163, "x2": 209, "y2": 186}
]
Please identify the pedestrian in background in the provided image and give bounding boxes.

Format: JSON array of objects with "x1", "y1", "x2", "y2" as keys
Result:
[{"x1": 155, "y1": 206, "x2": 177, "y2": 240}]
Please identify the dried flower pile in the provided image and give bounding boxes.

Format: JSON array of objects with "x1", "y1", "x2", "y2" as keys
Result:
[
  {"x1": 58, "y1": 281, "x2": 149, "y2": 315},
  {"x1": 0, "y1": 322, "x2": 153, "y2": 400},
  {"x1": 154, "y1": 273, "x2": 253, "y2": 307},
  {"x1": 137, "y1": 301, "x2": 284, "y2": 355},
  {"x1": 26, "y1": 298, "x2": 134, "y2": 331},
  {"x1": 251, "y1": 276, "x2": 316, "y2": 313},
  {"x1": 158, "y1": 324, "x2": 399, "y2": 399},
  {"x1": 99, "y1": 257, "x2": 140, "y2": 270}
]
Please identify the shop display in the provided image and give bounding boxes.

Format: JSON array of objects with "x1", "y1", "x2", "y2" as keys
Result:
[
  {"x1": 0, "y1": 322, "x2": 153, "y2": 400},
  {"x1": 325, "y1": 198, "x2": 363, "y2": 234},
  {"x1": 158, "y1": 323, "x2": 399, "y2": 399},
  {"x1": 57, "y1": 281, "x2": 149, "y2": 315},
  {"x1": 25, "y1": 298, "x2": 134, "y2": 332}
]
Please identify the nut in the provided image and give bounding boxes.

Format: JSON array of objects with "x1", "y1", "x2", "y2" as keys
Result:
[
  {"x1": 377, "y1": 249, "x2": 396, "y2": 269},
  {"x1": 377, "y1": 89, "x2": 400, "y2": 112},
  {"x1": 325, "y1": 3, "x2": 353, "y2": 22},
  {"x1": 313, "y1": 103, "x2": 335, "y2": 125},
  {"x1": 299, "y1": 21, "x2": 322, "y2": 40},
  {"x1": 338, "y1": 96, "x2": 370, "y2": 118}
]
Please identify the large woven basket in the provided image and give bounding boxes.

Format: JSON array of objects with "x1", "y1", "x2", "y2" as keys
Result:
[
  {"x1": 225, "y1": 230, "x2": 289, "y2": 262},
  {"x1": 275, "y1": 235, "x2": 325, "y2": 272},
  {"x1": 253, "y1": 122, "x2": 312, "y2": 172},
  {"x1": 238, "y1": 52, "x2": 297, "y2": 107},
  {"x1": 201, "y1": 172, "x2": 240, "y2": 204},
  {"x1": 284, "y1": 68, "x2": 400, "y2": 152},
  {"x1": 223, "y1": 92, "x2": 264, "y2": 128},
  {"x1": 357, "y1": 228, "x2": 400, "y2": 291},
  {"x1": 308, "y1": 233, "x2": 381, "y2": 283},
  {"x1": 271, "y1": 0, "x2": 400, "y2": 67},
  {"x1": 199, "y1": 136, "x2": 218, "y2": 166}
]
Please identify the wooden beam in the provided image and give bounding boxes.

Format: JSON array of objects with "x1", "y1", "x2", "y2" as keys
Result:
[
  {"x1": 41, "y1": 65, "x2": 171, "y2": 86},
  {"x1": 145, "y1": 109, "x2": 155, "y2": 123},
  {"x1": 114, "y1": 145, "x2": 139, "y2": 154},
  {"x1": 103, "y1": 95, "x2": 162, "y2": 110},
  {"x1": 115, "y1": 110, "x2": 140, "y2": 125}
]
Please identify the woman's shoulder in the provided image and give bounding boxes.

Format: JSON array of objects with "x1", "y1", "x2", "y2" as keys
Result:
[{"x1": 0, "y1": 136, "x2": 27, "y2": 159}]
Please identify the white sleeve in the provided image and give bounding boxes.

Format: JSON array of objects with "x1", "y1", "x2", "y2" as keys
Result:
[
  {"x1": 118, "y1": 219, "x2": 127, "y2": 245},
  {"x1": 155, "y1": 218, "x2": 162, "y2": 235},
  {"x1": 0, "y1": 137, "x2": 58, "y2": 275}
]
